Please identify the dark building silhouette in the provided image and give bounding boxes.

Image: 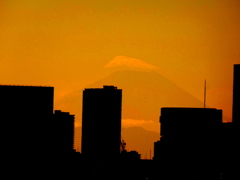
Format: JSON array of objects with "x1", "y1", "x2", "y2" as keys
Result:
[
  {"x1": 0, "y1": 85, "x2": 54, "y2": 162},
  {"x1": 153, "y1": 140, "x2": 161, "y2": 161},
  {"x1": 220, "y1": 122, "x2": 237, "y2": 164},
  {"x1": 120, "y1": 150, "x2": 141, "y2": 161},
  {"x1": 53, "y1": 110, "x2": 75, "y2": 154},
  {"x1": 154, "y1": 107, "x2": 222, "y2": 179},
  {"x1": 81, "y1": 85, "x2": 122, "y2": 162},
  {"x1": 159, "y1": 107, "x2": 222, "y2": 143},
  {"x1": 232, "y1": 64, "x2": 240, "y2": 124},
  {"x1": 154, "y1": 108, "x2": 222, "y2": 174}
]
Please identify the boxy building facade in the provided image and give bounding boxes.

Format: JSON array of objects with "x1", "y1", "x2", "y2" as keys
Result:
[{"x1": 81, "y1": 85, "x2": 122, "y2": 162}]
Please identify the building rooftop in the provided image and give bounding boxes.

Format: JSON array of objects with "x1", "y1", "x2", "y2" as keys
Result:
[
  {"x1": 84, "y1": 85, "x2": 120, "y2": 90},
  {"x1": 0, "y1": 84, "x2": 53, "y2": 88}
]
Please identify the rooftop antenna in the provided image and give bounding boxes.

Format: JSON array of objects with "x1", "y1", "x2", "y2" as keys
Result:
[{"x1": 204, "y1": 79, "x2": 206, "y2": 108}]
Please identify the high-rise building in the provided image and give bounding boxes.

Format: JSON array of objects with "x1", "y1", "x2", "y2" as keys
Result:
[
  {"x1": 155, "y1": 107, "x2": 222, "y2": 166},
  {"x1": 81, "y1": 85, "x2": 122, "y2": 162},
  {"x1": 232, "y1": 64, "x2": 240, "y2": 124},
  {"x1": 160, "y1": 107, "x2": 222, "y2": 143},
  {"x1": 53, "y1": 110, "x2": 75, "y2": 154},
  {"x1": 0, "y1": 85, "x2": 54, "y2": 161}
]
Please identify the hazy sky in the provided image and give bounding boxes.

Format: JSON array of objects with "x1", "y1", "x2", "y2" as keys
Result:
[{"x1": 1, "y1": 0, "x2": 240, "y2": 119}]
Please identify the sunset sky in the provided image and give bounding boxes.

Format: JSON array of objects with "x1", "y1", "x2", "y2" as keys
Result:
[{"x1": 1, "y1": 0, "x2": 240, "y2": 153}]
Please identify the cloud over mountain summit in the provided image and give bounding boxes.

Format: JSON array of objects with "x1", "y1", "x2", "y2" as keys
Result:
[{"x1": 104, "y1": 56, "x2": 158, "y2": 71}]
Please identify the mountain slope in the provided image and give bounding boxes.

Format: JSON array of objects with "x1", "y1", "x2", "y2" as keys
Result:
[
  {"x1": 85, "y1": 70, "x2": 205, "y2": 121},
  {"x1": 55, "y1": 70, "x2": 220, "y2": 157}
]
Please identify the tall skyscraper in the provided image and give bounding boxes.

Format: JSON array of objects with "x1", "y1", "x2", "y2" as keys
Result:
[
  {"x1": 154, "y1": 107, "x2": 222, "y2": 176},
  {"x1": 160, "y1": 107, "x2": 222, "y2": 143},
  {"x1": 232, "y1": 64, "x2": 240, "y2": 124},
  {"x1": 0, "y1": 85, "x2": 54, "y2": 161},
  {"x1": 81, "y1": 85, "x2": 122, "y2": 162}
]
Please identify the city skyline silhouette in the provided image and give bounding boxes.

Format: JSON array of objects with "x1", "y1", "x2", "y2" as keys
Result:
[
  {"x1": 0, "y1": 64, "x2": 239, "y2": 179},
  {"x1": 1, "y1": 1, "x2": 240, "y2": 179}
]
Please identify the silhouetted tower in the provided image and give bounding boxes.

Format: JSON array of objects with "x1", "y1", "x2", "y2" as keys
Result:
[
  {"x1": 159, "y1": 108, "x2": 221, "y2": 165},
  {"x1": 160, "y1": 108, "x2": 222, "y2": 144},
  {"x1": 0, "y1": 85, "x2": 54, "y2": 162},
  {"x1": 232, "y1": 64, "x2": 240, "y2": 124},
  {"x1": 81, "y1": 85, "x2": 122, "y2": 162},
  {"x1": 53, "y1": 110, "x2": 75, "y2": 154}
]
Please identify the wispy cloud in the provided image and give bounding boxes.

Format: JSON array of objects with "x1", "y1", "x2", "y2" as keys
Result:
[
  {"x1": 104, "y1": 56, "x2": 158, "y2": 70},
  {"x1": 122, "y1": 119, "x2": 154, "y2": 127},
  {"x1": 75, "y1": 119, "x2": 154, "y2": 127}
]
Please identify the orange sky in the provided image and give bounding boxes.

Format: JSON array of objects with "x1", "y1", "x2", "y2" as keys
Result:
[{"x1": 1, "y1": 0, "x2": 240, "y2": 153}]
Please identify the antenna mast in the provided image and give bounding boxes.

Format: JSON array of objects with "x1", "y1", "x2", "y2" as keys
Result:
[{"x1": 204, "y1": 79, "x2": 206, "y2": 108}]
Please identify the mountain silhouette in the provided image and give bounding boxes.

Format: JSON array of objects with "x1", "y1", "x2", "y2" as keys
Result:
[
  {"x1": 85, "y1": 70, "x2": 205, "y2": 120},
  {"x1": 55, "y1": 70, "x2": 224, "y2": 157}
]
